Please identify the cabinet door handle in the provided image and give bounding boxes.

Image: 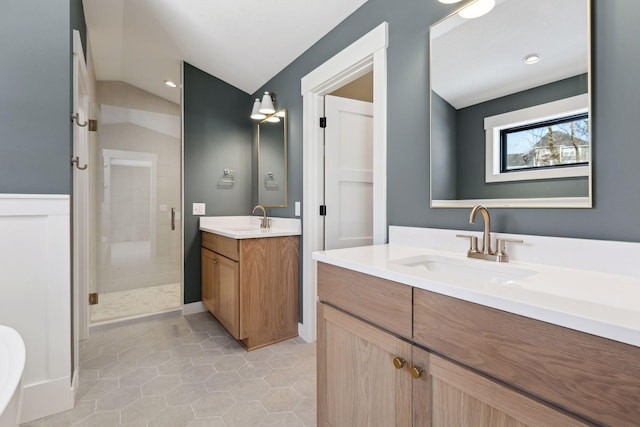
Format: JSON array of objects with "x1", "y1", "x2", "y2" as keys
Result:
[
  {"x1": 392, "y1": 357, "x2": 406, "y2": 369},
  {"x1": 409, "y1": 366, "x2": 424, "y2": 379},
  {"x1": 171, "y1": 207, "x2": 176, "y2": 231}
]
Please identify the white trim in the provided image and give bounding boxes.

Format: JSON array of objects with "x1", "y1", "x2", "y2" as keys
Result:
[
  {"x1": 183, "y1": 301, "x2": 207, "y2": 315},
  {"x1": 431, "y1": 197, "x2": 592, "y2": 209},
  {"x1": 301, "y1": 22, "x2": 388, "y2": 343},
  {"x1": 0, "y1": 195, "x2": 72, "y2": 423},
  {"x1": 485, "y1": 94, "x2": 589, "y2": 183},
  {"x1": 19, "y1": 377, "x2": 74, "y2": 423}
]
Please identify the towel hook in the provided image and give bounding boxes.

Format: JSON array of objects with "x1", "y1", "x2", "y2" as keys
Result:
[
  {"x1": 71, "y1": 156, "x2": 88, "y2": 170},
  {"x1": 71, "y1": 112, "x2": 88, "y2": 127}
]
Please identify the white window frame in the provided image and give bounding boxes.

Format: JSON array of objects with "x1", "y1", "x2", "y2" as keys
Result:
[{"x1": 485, "y1": 94, "x2": 589, "y2": 183}]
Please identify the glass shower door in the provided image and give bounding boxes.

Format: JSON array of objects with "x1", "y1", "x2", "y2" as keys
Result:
[{"x1": 92, "y1": 89, "x2": 182, "y2": 324}]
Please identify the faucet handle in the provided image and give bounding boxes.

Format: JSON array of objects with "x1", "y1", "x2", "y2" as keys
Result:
[
  {"x1": 456, "y1": 234, "x2": 479, "y2": 254},
  {"x1": 495, "y1": 238, "x2": 523, "y2": 262}
]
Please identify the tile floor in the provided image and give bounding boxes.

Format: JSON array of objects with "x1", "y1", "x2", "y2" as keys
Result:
[{"x1": 23, "y1": 312, "x2": 317, "y2": 427}]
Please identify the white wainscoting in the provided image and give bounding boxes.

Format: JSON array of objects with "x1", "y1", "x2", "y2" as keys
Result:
[{"x1": 0, "y1": 194, "x2": 74, "y2": 422}]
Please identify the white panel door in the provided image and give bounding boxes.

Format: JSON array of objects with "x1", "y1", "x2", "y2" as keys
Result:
[{"x1": 324, "y1": 95, "x2": 374, "y2": 250}]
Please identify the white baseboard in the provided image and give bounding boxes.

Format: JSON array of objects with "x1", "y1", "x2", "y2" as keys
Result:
[
  {"x1": 183, "y1": 301, "x2": 207, "y2": 315},
  {"x1": 19, "y1": 376, "x2": 74, "y2": 423},
  {"x1": 298, "y1": 322, "x2": 314, "y2": 343}
]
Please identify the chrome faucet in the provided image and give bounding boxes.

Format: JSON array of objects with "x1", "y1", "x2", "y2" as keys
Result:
[
  {"x1": 456, "y1": 204, "x2": 523, "y2": 262},
  {"x1": 252, "y1": 205, "x2": 270, "y2": 229}
]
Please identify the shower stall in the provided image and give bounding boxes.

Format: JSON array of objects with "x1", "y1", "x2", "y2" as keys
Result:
[{"x1": 91, "y1": 82, "x2": 182, "y2": 325}]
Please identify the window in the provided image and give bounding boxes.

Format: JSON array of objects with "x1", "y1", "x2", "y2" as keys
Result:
[{"x1": 485, "y1": 94, "x2": 589, "y2": 183}]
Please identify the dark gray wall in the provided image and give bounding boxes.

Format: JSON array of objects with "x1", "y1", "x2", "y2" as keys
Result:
[
  {"x1": 253, "y1": 0, "x2": 640, "y2": 243},
  {"x1": 454, "y1": 74, "x2": 589, "y2": 200},
  {"x1": 431, "y1": 92, "x2": 457, "y2": 200},
  {"x1": 183, "y1": 63, "x2": 253, "y2": 303},
  {"x1": 0, "y1": 0, "x2": 73, "y2": 194}
]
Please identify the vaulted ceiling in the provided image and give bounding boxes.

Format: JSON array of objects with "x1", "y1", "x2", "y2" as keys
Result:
[{"x1": 82, "y1": 0, "x2": 369, "y2": 103}]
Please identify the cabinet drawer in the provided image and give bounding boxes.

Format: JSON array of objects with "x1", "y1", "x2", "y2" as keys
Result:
[
  {"x1": 317, "y1": 262, "x2": 412, "y2": 339},
  {"x1": 202, "y1": 232, "x2": 239, "y2": 261},
  {"x1": 413, "y1": 288, "x2": 640, "y2": 426}
]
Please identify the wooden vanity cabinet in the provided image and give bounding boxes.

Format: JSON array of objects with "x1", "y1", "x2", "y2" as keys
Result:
[
  {"x1": 317, "y1": 262, "x2": 594, "y2": 427},
  {"x1": 201, "y1": 231, "x2": 299, "y2": 350}
]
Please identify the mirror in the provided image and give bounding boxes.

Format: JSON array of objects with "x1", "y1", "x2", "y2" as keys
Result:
[
  {"x1": 430, "y1": 0, "x2": 591, "y2": 208},
  {"x1": 257, "y1": 110, "x2": 288, "y2": 207}
]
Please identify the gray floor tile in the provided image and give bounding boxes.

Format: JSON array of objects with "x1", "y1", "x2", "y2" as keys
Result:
[{"x1": 23, "y1": 313, "x2": 317, "y2": 427}]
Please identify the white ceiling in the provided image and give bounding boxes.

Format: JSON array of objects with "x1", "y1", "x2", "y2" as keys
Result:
[
  {"x1": 82, "y1": 0, "x2": 369, "y2": 104},
  {"x1": 431, "y1": 0, "x2": 588, "y2": 109}
]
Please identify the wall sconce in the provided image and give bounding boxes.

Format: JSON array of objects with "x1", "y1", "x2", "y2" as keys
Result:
[
  {"x1": 251, "y1": 91, "x2": 282, "y2": 122},
  {"x1": 437, "y1": 0, "x2": 495, "y2": 19}
]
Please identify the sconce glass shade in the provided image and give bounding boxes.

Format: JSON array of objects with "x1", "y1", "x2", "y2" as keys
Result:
[
  {"x1": 259, "y1": 91, "x2": 276, "y2": 114},
  {"x1": 266, "y1": 116, "x2": 281, "y2": 123},
  {"x1": 250, "y1": 98, "x2": 266, "y2": 120},
  {"x1": 458, "y1": 0, "x2": 495, "y2": 19}
]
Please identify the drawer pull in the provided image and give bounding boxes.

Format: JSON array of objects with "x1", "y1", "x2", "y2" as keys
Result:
[
  {"x1": 410, "y1": 366, "x2": 424, "y2": 379},
  {"x1": 392, "y1": 357, "x2": 406, "y2": 369}
]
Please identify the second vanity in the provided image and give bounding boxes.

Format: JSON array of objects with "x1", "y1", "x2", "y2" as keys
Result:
[
  {"x1": 200, "y1": 215, "x2": 300, "y2": 350},
  {"x1": 313, "y1": 226, "x2": 640, "y2": 426}
]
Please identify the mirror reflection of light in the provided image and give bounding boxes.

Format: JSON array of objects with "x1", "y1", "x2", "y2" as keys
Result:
[{"x1": 458, "y1": 0, "x2": 495, "y2": 19}]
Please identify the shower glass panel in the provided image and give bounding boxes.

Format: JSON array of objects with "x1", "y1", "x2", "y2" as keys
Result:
[{"x1": 93, "y1": 84, "x2": 181, "y2": 324}]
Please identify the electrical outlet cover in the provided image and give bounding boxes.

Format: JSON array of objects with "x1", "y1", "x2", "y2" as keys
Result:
[{"x1": 193, "y1": 203, "x2": 206, "y2": 215}]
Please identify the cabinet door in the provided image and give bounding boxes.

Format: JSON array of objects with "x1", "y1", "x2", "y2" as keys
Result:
[
  {"x1": 427, "y1": 354, "x2": 589, "y2": 427},
  {"x1": 216, "y1": 253, "x2": 240, "y2": 339},
  {"x1": 318, "y1": 303, "x2": 413, "y2": 427},
  {"x1": 201, "y1": 248, "x2": 217, "y2": 314}
]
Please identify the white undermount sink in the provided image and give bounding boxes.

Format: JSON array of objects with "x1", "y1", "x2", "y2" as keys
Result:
[{"x1": 390, "y1": 254, "x2": 537, "y2": 286}]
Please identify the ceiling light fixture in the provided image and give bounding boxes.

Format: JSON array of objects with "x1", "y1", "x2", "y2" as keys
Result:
[
  {"x1": 458, "y1": 0, "x2": 495, "y2": 19},
  {"x1": 164, "y1": 80, "x2": 177, "y2": 88},
  {"x1": 523, "y1": 53, "x2": 542, "y2": 65},
  {"x1": 438, "y1": 0, "x2": 463, "y2": 3},
  {"x1": 251, "y1": 92, "x2": 281, "y2": 122}
]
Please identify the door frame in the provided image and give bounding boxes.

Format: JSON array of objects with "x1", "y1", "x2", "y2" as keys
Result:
[
  {"x1": 300, "y1": 22, "x2": 388, "y2": 342},
  {"x1": 72, "y1": 29, "x2": 90, "y2": 369}
]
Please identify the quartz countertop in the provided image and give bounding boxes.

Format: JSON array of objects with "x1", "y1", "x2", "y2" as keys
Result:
[
  {"x1": 200, "y1": 216, "x2": 301, "y2": 239},
  {"x1": 313, "y1": 239, "x2": 640, "y2": 348}
]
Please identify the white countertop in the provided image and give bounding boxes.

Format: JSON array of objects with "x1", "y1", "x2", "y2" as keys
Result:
[
  {"x1": 199, "y1": 216, "x2": 301, "y2": 239},
  {"x1": 313, "y1": 237, "x2": 640, "y2": 348}
]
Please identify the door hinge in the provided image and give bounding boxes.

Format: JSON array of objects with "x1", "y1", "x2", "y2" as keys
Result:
[
  {"x1": 319, "y1": 205, "x2": 327, "y2": 216},
  {"x1": 89, "y1": 293, "x2": 98, "y2": 305},
  {"x1": 319, "y1": 117, "x2": 327, "y2": 128}
]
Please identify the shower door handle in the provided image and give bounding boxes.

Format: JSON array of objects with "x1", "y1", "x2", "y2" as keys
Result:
[{"x1": 171, "y1": 208, "x2": 176, "y2": 231}]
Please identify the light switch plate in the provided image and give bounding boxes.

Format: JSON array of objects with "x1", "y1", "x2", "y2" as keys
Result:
[
  {"x1": 295, "y1": 201, "x2": 301, "y2": 217},
  {"x1": 193, "y1": 203, "x2": 206, "y2": 215}
]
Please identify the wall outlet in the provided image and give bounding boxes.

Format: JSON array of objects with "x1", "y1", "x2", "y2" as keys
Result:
[
  {"x1": 193, "y1": 203, "x2": 206, "y2": 215},
  {"x1": 295, "y1": 201, "x2": 301, "y2": 217}
]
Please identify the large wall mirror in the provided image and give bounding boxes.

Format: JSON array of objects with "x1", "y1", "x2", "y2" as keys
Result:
[
  {"x1": 257, "y1": 110, "x2": 288, "y2": 207},
  {"x1": 430, "y1": 0, "x2": 591, "y2": 208}
]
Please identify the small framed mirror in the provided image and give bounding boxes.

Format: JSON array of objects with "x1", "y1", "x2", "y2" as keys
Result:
[
  {"x1": 430, "y1": 0, "x2": 591, "y2": 208},
  {"x1": 257, "y1": 110, "x2": 287, "y2": 207}
]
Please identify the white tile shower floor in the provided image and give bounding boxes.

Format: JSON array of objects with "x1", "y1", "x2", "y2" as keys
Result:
[
  {"x1": 23, "y1": 312, "x2": 317, "y2": 426},
  {"x1": 90, "y1": 283, "x2": 182, "y2": 323}
]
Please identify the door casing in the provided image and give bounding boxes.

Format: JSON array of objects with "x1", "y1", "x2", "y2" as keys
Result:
[{"x1": 300, "y1": 22, "x2": 388, "y2": 343}]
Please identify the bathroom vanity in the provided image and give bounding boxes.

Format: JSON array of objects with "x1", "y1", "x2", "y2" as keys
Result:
[
  {"x1": 200, "y1": 216, "x2": 300, "y2": 350},
  {"x1": 314, "y1": 226, "x2": 640, "y2": 426}
]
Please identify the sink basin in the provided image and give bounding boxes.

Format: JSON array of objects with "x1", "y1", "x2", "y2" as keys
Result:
[{"x1": 390, "y1": 254, "x2": 536, "y2": 286}]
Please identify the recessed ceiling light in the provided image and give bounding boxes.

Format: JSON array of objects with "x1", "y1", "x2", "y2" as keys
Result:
[
  {"x1": 458, "y1": 0, "x2": 495, "y2": 19},
  {"x1": 164, "y1": 80, "x2": 177, "y2": 88},
  {"x1": 523, "y1": 53, "x2": 542, "y2": 65}
]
